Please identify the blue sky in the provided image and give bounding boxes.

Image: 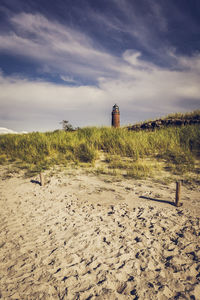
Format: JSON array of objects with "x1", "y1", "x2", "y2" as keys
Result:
[{"x1": 0, "y1": 0, "x2": 200, "y2": 132}]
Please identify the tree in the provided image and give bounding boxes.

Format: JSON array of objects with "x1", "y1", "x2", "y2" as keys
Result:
[{"x1": 60, "y1": 120, "x2": 75, "y2": 131}]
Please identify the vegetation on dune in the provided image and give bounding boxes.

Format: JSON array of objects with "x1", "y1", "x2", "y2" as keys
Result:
[
  {"x1": 128, "y1": 109, "x2": 200, "y2": 131},
  {"x1": 0, "y1": 120, "x2": 199, "y2": 180},
  {"x1": 164, "y1": 110, "x2": 200, "y2": 120}
]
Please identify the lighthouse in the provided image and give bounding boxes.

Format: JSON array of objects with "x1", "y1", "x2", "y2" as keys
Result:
[{"x1": 111, "y1": 104, "x2": 120, "y2": 128}]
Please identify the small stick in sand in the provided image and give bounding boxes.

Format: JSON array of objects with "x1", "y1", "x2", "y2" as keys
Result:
[
  {"x1": 39, "y1": 172, "x2": 45, "y2": 186},
  {"x1": 175, "y1": 181, "x2": 181, "y2": 207}
]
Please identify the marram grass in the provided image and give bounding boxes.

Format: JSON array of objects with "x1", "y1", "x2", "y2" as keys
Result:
[{"x1": 0, "y1": 124, "x2": 199, "y2": 178}]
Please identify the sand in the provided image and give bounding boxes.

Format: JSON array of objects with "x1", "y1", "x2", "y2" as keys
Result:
[{"x1": 0, "y1": 165, "x2": 200, "y2": 299}]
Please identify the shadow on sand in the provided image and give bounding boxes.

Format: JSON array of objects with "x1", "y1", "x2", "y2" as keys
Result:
[
  {"x1": 30, "y1": 179, "x2": 41, "y2": 186},
  {"x1": 139, "y1": 196, "x2": 175, "y2": 206}
]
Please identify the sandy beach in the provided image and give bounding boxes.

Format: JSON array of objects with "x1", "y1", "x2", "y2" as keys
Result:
[{"x1": 0, "y1": 165, "x2": 199, "y2": 299}]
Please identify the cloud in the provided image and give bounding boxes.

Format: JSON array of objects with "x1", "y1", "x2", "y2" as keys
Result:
[
  {"x1": 0, "y1": 126, "x2": 27, "y2": 134},
  {"x1": 0, "y1": 11, "x2": 199, "y2": 131},
  {"x1": 60, "y1": 75, "x2": 77, "y2": 84},
  {"x1": 0, "y1": 8, "x2": 173, "y2": 83},
  {"x1": 0, "y1": 72, "x2": 107, "y2": 131},
  {"x1": 91, "y1": 0, "x2": 169, "y2": 56},
  {"x1": 0, "y1": 48, "x2": 200, "y2": 131},
  {"x1": 123, "y1": 51, "x2": 142, "y2": 67},
  {"x1": 0, "y1": 12, "x2": 122, "y2": 82},
  {"x1": 0, "y1": 127, "x2": 18, "y2": 134}
]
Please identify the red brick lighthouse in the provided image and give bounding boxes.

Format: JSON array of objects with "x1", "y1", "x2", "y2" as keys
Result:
[{"x1": 111, "y1": 104, "x2": 120, "y2": 128}]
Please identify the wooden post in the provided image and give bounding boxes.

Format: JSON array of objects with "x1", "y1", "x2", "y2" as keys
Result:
[
  {"x1": 39, "y1": 172, "x2": 45, "y2": 186},
  {"x1": 175, "y1": 181, "x2": 181, "y2": 207}
]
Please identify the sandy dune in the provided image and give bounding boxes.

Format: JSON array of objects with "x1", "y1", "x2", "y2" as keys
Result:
[{"x1": 0, "y1": 166, "x2": 200, "y2": 299}]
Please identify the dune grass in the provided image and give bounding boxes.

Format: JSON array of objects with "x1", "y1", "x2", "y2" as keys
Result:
[
  {"x1": 164, "y1": 109, "x2": 200, "y2": 120},
  {"x1": 0, "y1": 124, "x2": 199, "y2": 179}
]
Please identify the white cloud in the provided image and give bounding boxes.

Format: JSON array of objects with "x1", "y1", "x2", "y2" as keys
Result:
[
  {"x1": 0, "y1": 127, "x2": 27, "y2": 134},
  {"x1": 0, "y1": 127, "x2": 18, "y2": 134},
  {"x1": 123, "y1": 50, "x2": 142, "y2": 67},
  {"x1": 0, "y1": 72, "x2": 107, "y2": 131},
  {"x1": 60, "y1": 75, "x2": 77, "y2": 84}
]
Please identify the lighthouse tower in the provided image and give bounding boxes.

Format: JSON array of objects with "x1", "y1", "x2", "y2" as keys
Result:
[{"x1": 111, "y1": 104, "x2": 120, "y2": 128}]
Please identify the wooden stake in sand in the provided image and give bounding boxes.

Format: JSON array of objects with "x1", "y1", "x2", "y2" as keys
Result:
[
  {"x1": 39, "y1": 172, "x2": 45, "y2": 186},
  {"x1": 175, "y1": 181, "x2": 181, "y2": 207}
]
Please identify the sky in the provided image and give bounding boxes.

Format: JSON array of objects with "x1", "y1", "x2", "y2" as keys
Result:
[{"x1": 0, "y1": 0, "x2": 200, "y2": 132}]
